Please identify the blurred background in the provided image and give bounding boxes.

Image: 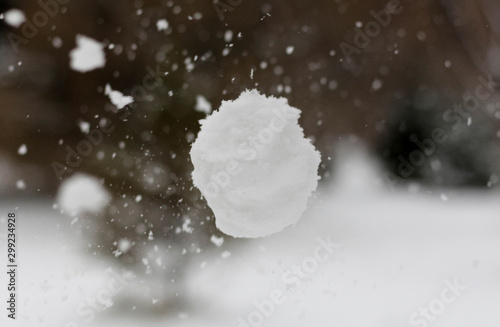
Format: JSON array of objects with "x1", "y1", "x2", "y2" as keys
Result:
[{"x1": 0, "y1": 0, "x2": 499, "y2": 326}]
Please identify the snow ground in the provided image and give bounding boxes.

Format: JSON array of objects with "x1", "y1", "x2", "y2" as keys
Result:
[{"x1": 0, "y1": 165, "x2": 499, "y2": 327}]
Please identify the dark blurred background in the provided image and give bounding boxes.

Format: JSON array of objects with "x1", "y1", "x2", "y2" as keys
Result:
[{"x1": 0, "y1": 0, "x2": 499, "y2": 312}]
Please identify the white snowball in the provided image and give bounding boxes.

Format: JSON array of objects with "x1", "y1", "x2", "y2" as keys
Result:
[
  {"x1": 69, "y1": 35, "x2": 106, "y2": 73},
  {"x1": 190, "y1": 90, "x2": 321, "y2": 238},
  {"x1": 57, "y1": 173, "x2": 110, "y2": 216}
]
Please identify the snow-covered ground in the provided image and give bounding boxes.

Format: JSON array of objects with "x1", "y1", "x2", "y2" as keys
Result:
[{"x1": 1, "y1": 155, "x2": 499, "y2": 327}]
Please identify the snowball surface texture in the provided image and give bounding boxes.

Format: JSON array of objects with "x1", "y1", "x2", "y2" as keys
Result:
[{"x1": 190, "y1": 90, "x2": 321, "y2": 238}]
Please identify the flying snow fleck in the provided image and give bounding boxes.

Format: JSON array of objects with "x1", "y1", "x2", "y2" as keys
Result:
[
  {"x1": 118, "y1": 238, "x2": 132, "y2": 253},
  {"x1": 105, "y1": 84, "x2": 134, "y2": 109},
  {"x1": 17, "y1": 144, "x2": 27, "y2": 155},
  {"x1": 156, "y1": 19, "x2": 169, "y2": 31},
  {"x1": 195, "y1": 95, "x2": 212, "y2": 114},
  {"x1": 56, "y1": 173, "x2": 110, "y2": 216},
  {"x1": 210, "y1": 235, "x2": 224, "y2": 247},
  {"x1": 69, "y1": 35, "x2": 106, "y2": 73},
  {"x1": 190, "y1": 90, "x2": 321, "y2": 238},
  {"x1": 4, "y1": 9, "x2": 25, "y2": 28},
  {"x1": 224, "y1": 30, "x2": 233, "y2": 43},
  {"x1": 16, "y1": 180, "x2": 26, "y2": 190},
  {"x1": 371, "y1": 79, "x2": 383, "y2": 91},
  {"x1": 79, "y1": 121, "x2": 90, "y2": 133}
]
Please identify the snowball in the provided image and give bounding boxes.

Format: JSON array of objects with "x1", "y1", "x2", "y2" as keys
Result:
[
  {"x1": 190, "y1": 90, "x2": 321, "y2": 238},
  {"x1": 4, "y1": 9, "x2": 26, "y2": 28},
  {"x1": 57, "y1": 173, "x2": 110, "y2": 216},
  {"x1": 105, "y1": 84, "x2": 134, "y2": 109},
  {"x1": 69, "y1": 35, "x2": 106, "y2": 73},
  {"x1": 195, "y1": 95, "x2": 212, "y2": 114}
]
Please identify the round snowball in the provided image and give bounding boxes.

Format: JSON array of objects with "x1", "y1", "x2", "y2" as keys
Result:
[{"x1": 190, "y1": 90, "x2": 321, "y2": 238}]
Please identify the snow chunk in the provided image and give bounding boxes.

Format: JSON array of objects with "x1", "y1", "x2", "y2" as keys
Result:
[
  {"x1": 156, "y1": 19, "x2": 169, "y2": 31},
  {"x1": 190, "y1": 90, "x2": 321, "y2": 238},
  {"x1": 57, "y1": 173, "x2": 110, "y2": 216},
  {"x1": 195, "y1": 95, "x2": 212, "y2": 114},
  {"x1": 4, "y1": 9, "x2": 26, "y2": 28},
  {"x1": 69, "y1": 35, "x2": 106, "y2": 73},
  {"x1": 105, "y1": 84, "x2": 134, "y2": 109},
  {"x1": 210, "y1": 235, "x2": 224, "y2": 247}
]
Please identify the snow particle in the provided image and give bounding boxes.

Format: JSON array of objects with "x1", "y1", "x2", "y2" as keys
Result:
[
  {"x1": 156, "y1": 19, "x2": 169, "y2": 31},
  {"x1": 371, "y1": 79, "x2": 383, "y2": 91},
  {"x1": 105, "y1": 84, "x2": 134, "y2": 109},
  {"x1": 118, "y1": 238, "x2": 132, "y2": 253},
  {"x1": 210, "y1": 235, "x2": 224, "y2": 247},
  {"x1": 17, "y1": 144, "x2": 27, "y2": 155},
  {"x1": 195, "y1": 95, "x2": 212, "y2": 114},
  {"x1": 224, "y1": 30, "x2": 233, "y2": 43},
  {"x1": 79, "y1": 121, "x2": 90, "y2": 134},
  {"x1": 417, "y1": 31, "x2": 427, "y2": 41},
  {"x1": 16, "y1": 180, "x2": 26, "y2": 190},
  {"x1": 52, "y1": 36, "x2": 63, "y2": 48},
  {"x1": 69, "y1": 35, "x2": 106, "y2": 73},
  {"x1": 328, "y1": 80, "x2": 338, "y2": 90},
  {"x1": 4, "y1": 9, "x2": 26, "y2": 28}
]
